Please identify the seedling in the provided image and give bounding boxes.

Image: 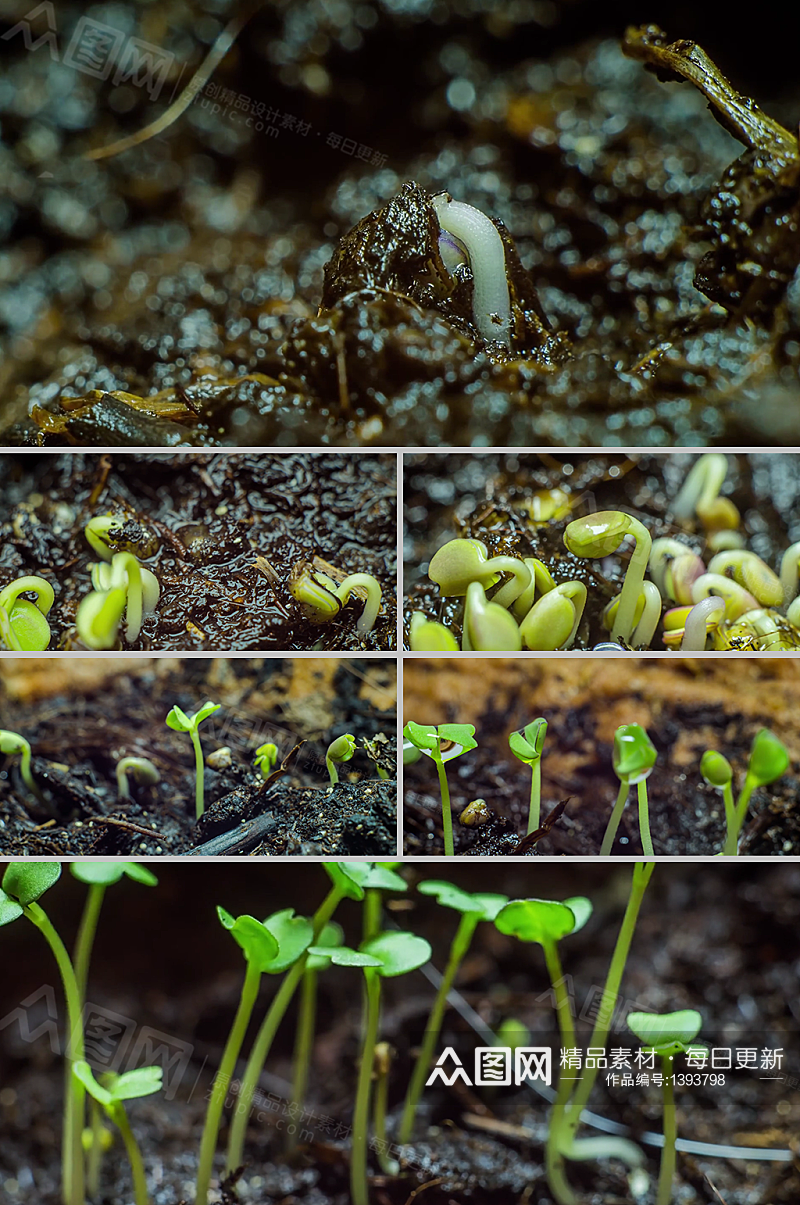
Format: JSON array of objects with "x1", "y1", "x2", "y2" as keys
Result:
[
  {"x1": 431, "y1": 192, "x2": 511, "y2": 345},
  {"x1": 462, "y1": 580, "x2": 522, "y2": 650},
  {"x1": 289, "y1": 564, "x2": 382, "y2": 635},
  {"x1": 402, "y1": 721, "x2": 478, "y2": 856},
  {"x1": 0, "y1": 575, "x2": 54, "y2": 650},
  {"x1": 326, "y1": 732, "x2": 356, "y2": 786},
  {"x1": 73, "y1": 1062, "x2": 162, "y2": 1205},
  {"x1": 428, "y1": 537, "x2": 532, "y2": 607},
  {"x1": 116, "y1": 757, "x2": 160, "y2": 800},
  {"x1": 672, "y1": 453, "x2": 740, "y2": 533},
  {"x1": 351, "y1": 930, "x2": 432, "y2": 1205},
  {"x1": 519, "y1": 581, "x2": 587, "y2": 650},
  {"x1": 398, "y1": 882, "x2": 507, "y2": 1143},
  {"x1": 511, "y1": 556, "x2": 557, "y2": 621},
  {"x1": 703, "y1": 728, "x2": 790, "y2": 856},
  {"x1": 0, "y1": 729, "x2": 45, "y2": 804},
  {"x1": 0, "y1": 863, "x2": 85, "y2": 1205},
  {"x1": 627, "y1": 1009, "x2": 707, "y2": 1205},
  {"x1": 196, "y1": 906, "x2": 313, "y2": 1203},
  {"x1": 165, "y1": 701, "x2": 221, "y2": 818},
  {"x1": 563, "y1": 510, "x2": 652, "y2": 644},
  {"x1": 509, "y1": 719, "x2": 547, "y2": 834},
  {"x1": 253, "y1": 742, "x2": 278, "y2": 778},
  {"x1": 603, "y1": 580, "x2": 662, "y2": 649},
  {"x1": 663, "y1": 596, "x2": 725, "y2": 650},
  {"x1": 649, "y1": 538, "x2": 705, "y2": 604},
  {"x1": 691, "y1": 572, "x2": 758, "y2": 621},
  {"x1": 409, "y1": 611, "x2": 459, "y2": 651},
  {"x1": 77, "y1": 552, "x2": 160, "y2": 648},
  {"x1": 707, "y1": 549, "x2": 783, "y2": 607},
  {"x1": 84, "y1": 514, "x2": 125, "y2": 560},
  {"x1": 600, "y1": 724, "x2": 657, "y2": 857}
]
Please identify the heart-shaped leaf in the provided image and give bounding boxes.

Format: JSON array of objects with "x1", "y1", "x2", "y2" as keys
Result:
[
  {"x1": 217, "y1": 907, "x2": 280, "y2": 972},
  {"x1": 361, "y1": 931, "x2": 432, "y2": 978},
  {"x1": 165, "y1": 705, "x2": 191, "y2": 732},
  {"x1": 70, "y1": 862, "x2": 158, "y2": 887},
  {"x1": 627, "y1": 1008, "x2": 703, "y2": 1055},
  {"x1": 2, "y1": 862, "x2": 62, "y2": 906},
  {"x1": 107, "y1": 1065, "x2": 163, "y2": 1101},
  {"x1": 0, "y1": 892, "x2": 24, "y2": 927},
  {"x1": 494, "y1": 897, "x2": 592, "y2": 946},
  {"x1": 261, "y1": 908, "x2": 314, "y2": 973},
  {"x1": 417, "y1": 881, "x2": 508, "y2": 921}
]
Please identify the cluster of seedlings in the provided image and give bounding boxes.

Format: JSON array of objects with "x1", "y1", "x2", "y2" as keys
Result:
[
  {"x1": 1, "y1": 700, "x2": 367, "y2": 824},
  {"x1": 0, "y1": 514, "x2": 383, "y2": 651},
  {"x1": 408, "y1": 455, "x2": 800, "y2": 652},
  {"x1": 0, "y1": 859, "x2": 750, "y2": 1205},
  {"x1": 403, "y1": 718, "x2": 790, "y2": 857}
]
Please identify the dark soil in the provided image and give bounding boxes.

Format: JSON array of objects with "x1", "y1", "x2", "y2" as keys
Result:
[
  {"x1": 0, "y1": 862, "x2": 798, "y2": 1204},
  {"x1": 403, "y1": 658, "x2": 800, "y2": 856},
  {"x1": 403, "y1": 452, "x2": 800, "y2": 650},
  {"x1": 2, "y1": 3, "x2": 800, "y2": 446},
  {"x1": 0, "y1": 657, "x2": 397, "y2": 856},
  {"x1": 0, "y1": 453, "x2": 397, "y2": 651}
]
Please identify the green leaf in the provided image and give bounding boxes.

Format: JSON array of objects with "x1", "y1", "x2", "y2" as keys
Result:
[
  {"x1": 308, "y1": 945, "x2": 382, "y2": 968},
  {"x1": 107, "y1": 1066, "x2": 163, "y2": 1101},
  {"x1": 363, "y1": 866, "x2": 407, "y2": 893},
  {"x1": 361, "y1": 931, "x2": 432, "y2": 978},
  {"x1": 216, "y1": 907, "x2": 280, "y2": 972},
  {"x1": 193, "y1": 701, "x2": 221, "y2": 725},
  {"x1": 70, "y1": 861, "x2": 158, "y2": 887},
  {"x1": 306, "y1": 922, "x2": 344, "y2": 970},
  {"x1": 747, "y1": 729, "x2": 790, "y2": 786},
  {"x1": 494, "y1": 897, "x2": 592, "y2": 946},
  {"x1": 261, "y1": 908, "x2": 314, "y2": 973},
  {"x1": 417, "y1": 880, "x2": 509, "y2": 921},
  {"x1": 122, "y1": 864, "x2": 158, "y2": 887},
  {"x1": 437, "y1": 723, "x2": 477, "y2": 755},
  {"x1": 2, "y1": 862, "x2": 61, "y2": 906},
  {"x1": 700, "y1": 751, "x2": 733, "y2": 788},
  {"x1": 627, "y1": 1009, "x2": 703, "y2": 1056},
  {"x1": 73, "y1": 1061, "x2": 114, "y2": 1109},
  {"x1": 0, "y1": 891, "x2": 24, "y2": 927},
  {"x1": 165, "y1": 705, "x2": 191, "y2": 732},
  {"x1": 613, "y1": 724, "x2": 657, "y2": 785},
  {"x1": 509, "y1": 719, "x2": 547, "y2": 764},
  {"x1": 323, "y1": 862, "x2": 374, "y2": 901},
  {"x1": 402, "y1": 722, "x2": 439, "y2": 752}
]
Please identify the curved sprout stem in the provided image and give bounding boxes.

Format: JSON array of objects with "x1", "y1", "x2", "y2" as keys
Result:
[
  {"x1": 337, "y1": 574, "x2": 382, "y2": 636},
  {"x1": 680, "y1": 596, "x2": 725, "y2": 651},
  {"x1": 431, "y1": 194, "x2": 511, "y2": 346}
]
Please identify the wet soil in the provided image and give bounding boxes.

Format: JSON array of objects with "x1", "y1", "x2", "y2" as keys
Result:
[
  {"x1": 403, "y1": 658, "x2": 800, "y2": 856},
  {"x1": 2, "y1": 3, "x2": 800, "y2": 447},
  {"x1": 0, "y1": 862, "x2": 798, "y2": 1204},
  {"x1": 0, "y1": 453, "x2": 397, "y2": 651},
  {"x1": 403, "y1": 452, "x2": 800, "y2": 650},
  {"x1": 0, "y1": 657, "x2": 397, "y2": 856}
]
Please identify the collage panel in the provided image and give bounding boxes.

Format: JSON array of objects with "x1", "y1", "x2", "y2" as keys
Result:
[
  {"x1": 0, "y1": 452, "x2": 397, "y2": 653},
  {"x1": 0, "y1": 656, "x2": 397, "y2": 858}
]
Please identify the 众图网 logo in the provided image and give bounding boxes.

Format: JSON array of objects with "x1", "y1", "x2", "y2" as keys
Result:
[{"x1": 425, "y1": 1046, "x2": 552, "y2": 1088}]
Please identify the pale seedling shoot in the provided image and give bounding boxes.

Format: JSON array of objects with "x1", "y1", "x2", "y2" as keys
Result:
[
  {"x1": 509, "y1": 718, "x2": 548, "y2": 834},
  {"x1": 73, "y1": 1062, "x2": 163, "y2": 1205},
  {"x1": 326, "y1": 733, "x2": 356, "y2": 785},
  {"x1": 115, "y1": 757, "x2": 160, "y2": 800},
  {"x1": 165, "y1": 701, "x2": 221, "y2": 818},
  {"x1": 563, "y1": 511, "x2": 652, "y2": 644},
  {"x1": 0, "y1": 575, "x2": 54, "y2": 651}
]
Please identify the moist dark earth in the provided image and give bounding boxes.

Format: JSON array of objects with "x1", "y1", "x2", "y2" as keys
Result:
[
  {"x1": 403, "y1": 452, "x2": 800, "y2": 651},
  {"x1": 0, "y1": 657, "x2": 397, "y2": 856},
  {"x1": 0, "y1": 453, "x2": 397, "y2": 651},
  {"x1": 0, "y1": 863, "x2": 797, "y2": 1204},
  {"x1": 403, "y1": 659, "x2": 800, "y2": 856},
  {"x1": 2, "y1": 2, "x2": 800, "y2": 447}
]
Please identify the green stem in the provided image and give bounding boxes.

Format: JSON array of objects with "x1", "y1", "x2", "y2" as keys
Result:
[
  {"x1": 724, "y1": 774, "x2": 756, "y2": 855},
  {"x1": 68, "y1": 882, "x2": 106, "y2": 1202},
  {"x1": 87, "y1": 1098, "x2": 105, "y2": 1198},
  {"x1": 225, "y1": 886, "x2": 345, "y2": 1173},
  {"x1": 599, "y1": 781, "x2": 629, "y2": 856},
  {"x1": 112, "y1": 1103, "x2": 150, "y2": 1205},
  {"x1": 657, "y1": 1059, "x2": 677, "y2": 1205},
  {"x1": 195, "y1": 962, "x2": 262, "y2": 1205},
  {"x1": 721, "y1": 781, "x2": 736, "y2": 854},
  {"x1": 286, "y1": 968, "x2": 317, "y2": 1153},
  {"x1": 398, "y1": 912, "x2": 479, "y2": 1144},
  {"x1": 372, "y1": 1045, "x2": 399, "y2": 1175},
  {"x1": 610, "y1": 523, "x2": 650, "y2": 644},
  {"x1": 543, "y1": 938, "x2": 579, "y2": 1205},
  {"x1": 363, "y1": 889, "x2": 382, "y2": 942},
  {"x1": 25, "y1": 903, "x2": 85, "y2": 1205},
  {"x1": 351, "y1": 970, "x2": 382, "y2": 1205},
  {"x1": 527, "y1": 761, "x2": 541, "y2": 835},
  {"x1": 192, "y1": 730, "x2": 205, "y2": 818},
  {"x1": 326, "y1": 756, "x2": 338, "y2": 786},
  {"x1": 435, "y1": 757, "x2": 454, "y2": 857},
  {"x1": 637, "y1": 780, "x2": 654, "y2": 856}
]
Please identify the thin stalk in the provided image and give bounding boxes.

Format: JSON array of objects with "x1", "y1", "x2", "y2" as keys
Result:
[
  {"x1": 599, "y1": 781, "x2": 629, "y2": 856},
  {"x1": 543, "y1": 938, "x2": 578, "y2": 1205},
  {"x1": 637, "y1": 780, "x2": 654, "y2": 856},
  {"x1": 286, "y1": 968, "x2": 317, "y2": 1153},
  {"x1": 225, "y1": 886, "x2": 345, "y2": 1173},
  {"x1": 398, "y1": 912, "x2": 479, "y2": 1144},
  {"x1": 527, "y1": 761, "x2": 541, "y2": 835},
  {"x1": 87, "y1": 1097, "x2": 105, "y2": 1197},
  {"x1": 724, "y1": 774, "x2": 756, "y2": 856},
  {"x1": 372, "y1": 1043, "x2": 399, "y2": 1175},
  {"x1": 68, "y1": 881, "x2": 106, "y2": 1201},
  {"x1": 351, "y1": 970, "x2": 382, "y2": 1205},
  {"x1": 657, "y1": 1060, "x2": 677, "y2": 1205},
  {"x1": 25, "y1": 903, "x2": 85, "y2": 1205},
  {"x1": 192, "y1": 730, "x2": 205, "y2": 818},
  {"x1": 721, "y1": 781, "x2": 736, "y2": 854},
  {"x1": 435, "y1": 757, "x2": 454, "y2": 857},
  {"x1": 113, "y1": 1103, "x2": 151, "y2": 1205},
  {"x1": 195, "y1": 962, "x2": 262, "y2": 1205},
  {"x1": 363, "y1": 889, "x2": 382, "y2": 942}
]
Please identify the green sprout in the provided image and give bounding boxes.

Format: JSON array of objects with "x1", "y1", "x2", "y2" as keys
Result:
[
  {"x1": 398, "y1": 882, "x2": 507, "y2": 1144},
  {"x1": 519, "y1": 581, "x2": 587, "y2": 650},
  {"x1": 703, "y1": 729, "x2": 790, "y2": 856},
  {"x1": 427, "y1": 537, "x2": 532, "y2": 608},
  {"x1": 0, "y1": 863, "x2": 85, "y2": 1205},
  {"x1": 73, "y1": 1062, "x2": 162, "y2": 1205},
  {"x1": 0, "y1": 729, "x2": 44, "y2": 803},
  {"x1": 563, "y1": 510, "x2": 652, "y2": 644},
  {"x1": 195, "y1": 906, "x2": 313, "y2": 1204},
  {"x1": 326, "y1": 732, "x2": 356, "y2": 786},
  {"x1": 253, "y1": 742, "x2": 279, "y2": 778},
  {"x1": 510, "y1": 556, "x2": 557, "y2": 621},
  {"x1": 115, "y1": 757, "x2": 160, "y2": 800},
  {"x1": 0, "y1": 575, "x2": 54, "y2": 651},
  {"x1": 77, "y1": 552, "x2": 160, "y2": 649},
  {"x1": 627, "y1": 1009, "x2": 707, "y2": 1205},
  {"x1": 707, "y1": 549, "x2": 784, "y2": 607},
  {"x1": 509, "y1": 718, "x2": 548, "y2": 834},
  {"x1": 350, "y1": 930, "x2": 432, "y2": 1205},
  {"x1": 409, "y1": 611, "x2": 459, "y2": 651},
  {"x1": 671, "y1": 453, "x2": 740, "y2": 534},
  {"x1": 372, "y1": 1041, "x2": 398, "y2": 1174},
  {"x1": 84, "y1": 514, "x2": 125, "y2": 560},
  {"x1": 289, "y1": 563, "x2": 382, "y2": 635},
  {"x1": 462, "y1": 580, "x2": 522, "y2": 650},
  {"x1": 165, "y1": 701, "x2": 221, "y2": 819},
  {"x1": 402, "y1": 721, "x2": 478, "y2": 856},
  {"x1": 600, "y1": 724, "x2": 657, "y2": 857}
]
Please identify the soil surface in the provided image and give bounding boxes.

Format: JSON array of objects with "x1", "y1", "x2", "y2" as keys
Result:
[
  {"x1": 0, "y1": 453, "x2": 397, "y2": 651},
  {"x1": 403, "y1": 451, "x2": 800, "y2": 651},
  {"x1": 0, "y1": 862, "x2": 797, "y2": 1205},
  {"x1": 2, "y1": 3, "x2": 800, "y2": 446},
  {"x1": 403, "y1": 658, "x2": 800, "y2": 856},
  {"x1": 0, "y1": 657, "x2": 397, "y2": 856}
]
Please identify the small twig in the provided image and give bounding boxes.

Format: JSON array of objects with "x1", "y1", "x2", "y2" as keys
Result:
[
  {"x1": 704, "y1": 1175, "x2": 730, "y2": 1204},
  {"x1": 91, "y1": 817, "x2": 163, "y2": 840},
  {"x1": 401, "y1": 1177, "x2": 448, "y2": 1205},
  {"x1": 513, "y1": 797, "x2": 570, "y2": 853}
]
